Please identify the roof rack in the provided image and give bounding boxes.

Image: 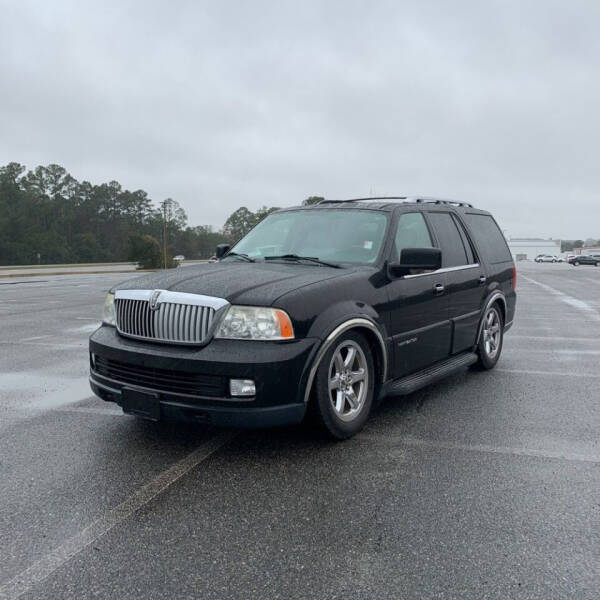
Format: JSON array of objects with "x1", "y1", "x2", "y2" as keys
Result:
[
  {"x1": 318, "y1": 196, "x2": 407, "y2": 205},
  {"x1": 410, "y1": 196, "x2": 474, "y2": 208},
  {"x1": 318, "y1": 196, "x2": 474, "y2": 208}
]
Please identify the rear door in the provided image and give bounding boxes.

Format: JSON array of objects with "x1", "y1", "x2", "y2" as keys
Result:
[
  {"x1": 426, "y1": 211, "x2": 487, "y2": 354},
  {"x1": 386, "y1": 211, "x2": 451, "y2": 377}
]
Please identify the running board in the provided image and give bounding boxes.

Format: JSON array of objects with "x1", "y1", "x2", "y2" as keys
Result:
[{"x1": 385, "y1": 352, "x2": 478, "y2": 397}]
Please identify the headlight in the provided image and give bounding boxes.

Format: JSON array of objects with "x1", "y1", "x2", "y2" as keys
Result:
[
  {"x1": 215, "y1": 306, "x2": 294, "y2": 340},
  {"x1": 103, "y1": 292, "x2": 116, "y2": 326}
]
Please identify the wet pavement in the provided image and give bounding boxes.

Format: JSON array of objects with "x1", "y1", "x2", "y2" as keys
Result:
[{"x1": 0, "y1": 262, "x2": 598, "y2": 599}]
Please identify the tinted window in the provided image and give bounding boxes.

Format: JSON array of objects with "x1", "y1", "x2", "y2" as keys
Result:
[
  {"x1": 464, "y1": 214, "x2": 513, "y2": 264},
  {"x1": 393, "y1": 213, "x2": 433, "y2": 260},
  {"x1": 452, "y1": 214, "x2": 476, "y2": 264},
  {"x1": 427, "y1": 212, "x2": 469, "y2": 267}
]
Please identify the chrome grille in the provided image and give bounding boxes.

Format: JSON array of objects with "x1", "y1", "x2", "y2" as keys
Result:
[{"x1": 114, "y1": 290, "x2": 228, "y2": 345}]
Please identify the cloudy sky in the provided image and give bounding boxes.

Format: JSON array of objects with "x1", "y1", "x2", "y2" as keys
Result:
[{"x1": 1, "y1": 0, "x2": 599, "y2": 239}]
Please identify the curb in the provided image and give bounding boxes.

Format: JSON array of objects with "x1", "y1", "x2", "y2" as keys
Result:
[
  {"x1": 0, "y1": 262, "x2": 134, "y2": 271},
  {"x1": 0, "y1": 269, "x2": 156, "y2": 279}
]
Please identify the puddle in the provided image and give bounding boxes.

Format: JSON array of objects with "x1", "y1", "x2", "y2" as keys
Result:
[{"x1": 25, "y1": 378, "x2": 93, "y2": 410}]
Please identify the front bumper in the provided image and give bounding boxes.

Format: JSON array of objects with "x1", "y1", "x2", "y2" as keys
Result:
[{"x1": 89, "y1": 325, "x2": 318, "y2": 428}]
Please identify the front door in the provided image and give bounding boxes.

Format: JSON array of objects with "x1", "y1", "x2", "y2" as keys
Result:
[{"x1": 386, "y1": 212, "x2": 451, "y2": 378}]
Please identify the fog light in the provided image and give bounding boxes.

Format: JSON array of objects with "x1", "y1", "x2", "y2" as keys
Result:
[{"x1": 230, "y1": 379, "x2": 256, "y2": 397}]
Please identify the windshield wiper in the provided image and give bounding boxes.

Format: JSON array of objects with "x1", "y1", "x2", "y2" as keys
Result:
[
  {"x1": 223, "y1": 251, "x2": 255, "y2": 262},
  {"x1": 264, "y1": 254, "x2": 341, "y2": 268}
]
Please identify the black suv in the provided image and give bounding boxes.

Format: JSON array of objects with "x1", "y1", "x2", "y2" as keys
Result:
[
  {"x1": 90, "y1": 197, "x2": 517, "y2": 439},
  {"x1": 569, "y1": 254, "x2": 600, "y2": 266}
]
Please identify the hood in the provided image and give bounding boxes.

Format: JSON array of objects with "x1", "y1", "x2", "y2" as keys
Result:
[{"x1": 113, "y1": 261, "x2": 356, "y2": 306}]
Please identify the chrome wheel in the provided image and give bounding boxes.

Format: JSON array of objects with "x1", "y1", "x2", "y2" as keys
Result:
[
  {"x1": 328, "y1": 340, "x2": 369, "y2": 422},
  {"x1": 482, "y1": 308, "x2": 501, "y2": 359}
]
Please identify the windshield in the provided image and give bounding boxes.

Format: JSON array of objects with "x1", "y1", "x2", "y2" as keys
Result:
[{"x1": 227, "y1": 209, "x2": 389, "y2": 265}]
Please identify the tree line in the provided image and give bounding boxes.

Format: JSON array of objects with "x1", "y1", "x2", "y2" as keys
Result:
[
  {"x1": 561, "y1": 239, "x2": 600, "y2": 252},
  {"x1": 0, "y1": 163, "x2": 322, "y2": 266},
  {"x1": 2, "y1": 166, "x2": 596, "y2": 267}
]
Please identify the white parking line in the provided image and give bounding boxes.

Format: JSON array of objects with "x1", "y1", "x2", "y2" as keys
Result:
[
  {"x1": 361, "y1": 434, "x2": 600, "y2": 464},
  {"x1": 0, "y1": 430, "x2": 236, "y2": 600},
  {"x1": 520, "y1": 275, "x2": 600, "y2": 322},
  {"x1": 513, "y1": 317, "x2": 586, "y2": 323},
  {"x1": 0, "y1": 341, "x2": 83, "y2": 349},
  {"x1": 496, "y1": 368, "x2": 600, "y2": 378},
  {"x1": 56, "y1": 405, "x2": 125, "y2": 416},
  {"x1": 507, "y1": 335, "x2": 600, "y2": 343},
  {"x1": 507, "y1": 348, "x2": 600, "y2": 355}
]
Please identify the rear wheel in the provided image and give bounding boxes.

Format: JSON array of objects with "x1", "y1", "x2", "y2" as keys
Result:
[
  {"x1": 475, "y1": 305, "x2": 504, "y2": 370},
  {"x1": 574, "y1": 261, "x2": 580, "y2": 266},
  {"x1": 310, "y1": 331, "x2": 375, "y2": 440}
]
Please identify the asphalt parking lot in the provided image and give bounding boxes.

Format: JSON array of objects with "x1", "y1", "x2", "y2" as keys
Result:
[{"x1": 1, "y1": 262, "x2": 599, "y2": 600}]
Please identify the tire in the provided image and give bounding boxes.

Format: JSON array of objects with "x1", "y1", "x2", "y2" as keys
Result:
[
  {"x1": 309, "y1": 330, "x2": 375, "y2": 440},
  {"x1": 574, "y1": 261, "x2": 580, "y2": 266},
  {"x1": 475, "y1": 304, "x2": 504, "y2": 370},
  {"x1": 595, "y1": 262, "x2": 599, "y2": 267}
]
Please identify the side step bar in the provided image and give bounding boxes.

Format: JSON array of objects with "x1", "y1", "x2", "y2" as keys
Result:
[{"x1": 385, "y1": 352, "x2": 478, "y2": 397}]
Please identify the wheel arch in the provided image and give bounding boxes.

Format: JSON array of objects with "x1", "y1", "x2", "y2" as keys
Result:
[
  {"x1": 303, "y1": 318, "x2": 388, "y2": 404},
  {"x1": 475, "y1": 292, "x2": 507, "y2": 346}
]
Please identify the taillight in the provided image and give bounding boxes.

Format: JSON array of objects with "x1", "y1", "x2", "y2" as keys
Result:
[{"x1": 511, "y1": 264, "x2": 517, "y2": 289}]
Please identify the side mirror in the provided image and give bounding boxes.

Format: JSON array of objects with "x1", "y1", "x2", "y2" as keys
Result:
[
  {"x1": 215, "y1": 243, "x2": 231, "y2": 259},
  {"x1": 388, "y1": 247, "x2": 442, "y2": 278}
]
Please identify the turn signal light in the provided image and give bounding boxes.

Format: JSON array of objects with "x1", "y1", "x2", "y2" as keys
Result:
[{"x1": 274, "y1": 309, "x2": 294, "y2": 339}]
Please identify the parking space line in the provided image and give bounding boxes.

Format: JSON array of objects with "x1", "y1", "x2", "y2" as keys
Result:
[
  {"x1": 0, "y1": 430, "x2": 236, "y2": 600},
  {"x1": 520, "y1": 275, "x2": 600, "y2": 322},
  {"x1": 503, "y1": 348, "x2": 600, "y2": 355},
  {"x1": 360, "y1": 434, "x2": 600, "y2": 464},
  {"x1": 55, "y1": 406, "x2": 125, "y2": 416},
  {"x1": 507, "y1": 335, "x2": 600, "y2": 342},
  {"x1": 496, "y1": 368, "x2": 600, "y2": 378},
  {"x1": 0, "y1": 341, "x2": 83, "y2": 349}
]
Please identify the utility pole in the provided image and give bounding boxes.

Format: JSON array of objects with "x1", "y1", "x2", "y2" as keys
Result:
[{"x1": 161, "y1": 199, "x2": 172, "y2": 270}]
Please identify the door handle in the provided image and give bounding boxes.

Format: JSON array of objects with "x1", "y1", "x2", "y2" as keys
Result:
[
  {"x1": 433, "y1": 283, "x2": 445, "y2": 295},
  {"x1": 478, "y1": 275, "x2": 487, "y2": 285}
]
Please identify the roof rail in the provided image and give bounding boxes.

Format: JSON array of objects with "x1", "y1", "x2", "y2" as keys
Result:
[
  {"x1": 317, "y1": 196, "x2": 474, "y2": 208},
  {"x1": 318, "y1": 196, "x2": 407, "y2": 205},
  {"x1": 410, "y1": 196, "x2": 474, "y2": 208}
]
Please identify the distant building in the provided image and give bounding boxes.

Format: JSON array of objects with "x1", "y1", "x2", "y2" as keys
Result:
[
  {"x1": 506, "y1": 238, "x2": 561, "y2": 261},
  {"x1": 574, "y1": 246, "x2": 600, "y2": 255}
]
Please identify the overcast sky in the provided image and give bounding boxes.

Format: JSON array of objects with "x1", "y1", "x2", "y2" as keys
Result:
[{"x1": 1, "y1": 1, "x2": 599, "y2": 239}]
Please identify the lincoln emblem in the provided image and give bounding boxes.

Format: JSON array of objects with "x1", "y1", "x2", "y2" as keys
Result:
[{"x1": 149, "y1": 290, "x2": 161, "y2": 311}]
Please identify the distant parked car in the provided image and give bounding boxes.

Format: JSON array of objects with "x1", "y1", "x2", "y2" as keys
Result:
[
  {"x1": 569, "y1": 254, "x2": 600, "y2": 266},
  {"x1": 535, "y1": 255, "x2": 558, "y2": 263},
  {"x1": 173, "y1": 255, "x2": 185, "y2": 264}
]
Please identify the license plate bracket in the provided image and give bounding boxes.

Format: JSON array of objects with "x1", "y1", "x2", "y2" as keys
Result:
[{"x1": 121, "y1": 388, "x2": 161, "y2": 421}]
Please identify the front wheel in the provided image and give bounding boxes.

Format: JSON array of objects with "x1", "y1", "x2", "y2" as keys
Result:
[
  {"x1": 309, "y1": 330, "x2": 375, "y2": 440},
  {"x1": 475, "y1": 305, "x2": 504, "y2": 370},
  {"x1": 574, "y1": 261, "x2": 580, "y2": 266}
]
